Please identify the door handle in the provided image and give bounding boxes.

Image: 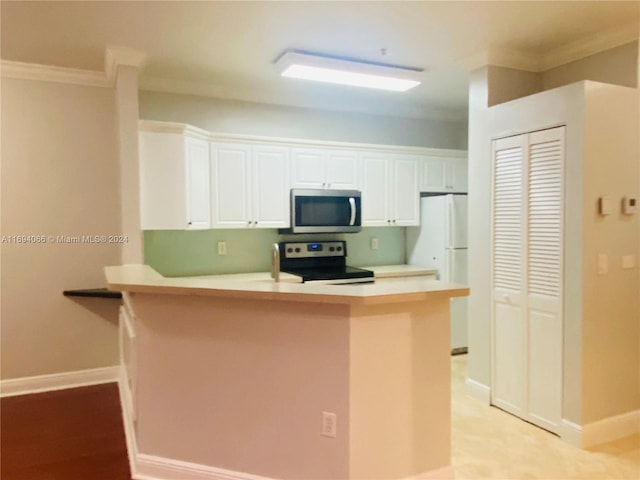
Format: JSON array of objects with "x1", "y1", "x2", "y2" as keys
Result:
[{"x1": 348, "y1": 197, "x2": 356, "y2": 226}]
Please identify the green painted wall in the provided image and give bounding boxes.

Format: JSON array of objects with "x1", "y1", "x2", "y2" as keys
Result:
[{"x1": 144, "y1": 227, "x2": 406, "y2": 277}]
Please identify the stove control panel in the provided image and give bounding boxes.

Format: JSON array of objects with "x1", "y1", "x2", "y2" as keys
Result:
[{"x1": 281, "y1": 241, "x2": 346, "y2": 259}]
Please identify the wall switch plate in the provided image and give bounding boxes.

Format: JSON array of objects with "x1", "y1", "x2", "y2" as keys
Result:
[
  {"x1": 597, "y1": 253, "x2": 608, "y2": 275},
  {"x1": 217, "y1": 241, "x2": 227, "y2": 255},
  {"x1": 622, "y1": 254, "x2": 636, "y2": 269},
  {"x1": 598, "y1": 196, "x2": 612, "y2": 215},
  {"x1": 622, "y1": 196, "x2": 637, "y2": 215},
  {"x1": 321, "y1": 411, "x2": 337, "y2": 438},
  {"x1": 371, "y1": 237, "x2": 379, "y2": 250}
]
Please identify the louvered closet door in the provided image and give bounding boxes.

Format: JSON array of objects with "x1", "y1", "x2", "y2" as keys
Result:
[
  {"x1": 526, "y1": 127, "x2": 564, "y2": 433},
  {"x1": 491, "y1": 127, "x2": 564, "y2": 434},
  {"x1": 491, "y1": 135, "x2": 527, "y2": 418}
]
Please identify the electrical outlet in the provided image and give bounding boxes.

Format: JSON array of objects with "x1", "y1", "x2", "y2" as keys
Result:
[
  {"x1": 217, "y1": 241, "x2": 227, "y2": 255},
  {"x1": 371, "y1": 237, "x2": 379, "y2": 250},
  {"x1": 321, "y1": 411, "x2": 336, "y2": 438}
]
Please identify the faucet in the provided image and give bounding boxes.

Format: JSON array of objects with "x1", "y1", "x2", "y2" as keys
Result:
[{"x1": 271, "y1": 243, "x2": 280, "y2": 282}]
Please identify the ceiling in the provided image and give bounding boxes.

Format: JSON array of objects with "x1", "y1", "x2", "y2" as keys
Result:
[{"x1": 2, "y1": 1, "x2": 638, "y2": 120}]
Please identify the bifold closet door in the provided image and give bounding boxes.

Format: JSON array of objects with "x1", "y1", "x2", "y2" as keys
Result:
[{"x1": 491, "y1": 126, "x2": 564, "y2": 434}]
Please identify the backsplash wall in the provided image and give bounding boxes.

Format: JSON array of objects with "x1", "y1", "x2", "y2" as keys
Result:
[{"x1": 144, "y1": 227, "x2": 405, "y2": 277}]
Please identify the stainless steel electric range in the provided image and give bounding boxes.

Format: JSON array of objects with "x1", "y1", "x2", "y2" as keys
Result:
[{"x1": 278, "y1": 240, "x2": 374, "y2": 285}]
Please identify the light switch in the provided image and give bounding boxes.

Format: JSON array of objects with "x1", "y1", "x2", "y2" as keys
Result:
[
  {"x1": 371, "y1": 237, "x2": 379, "y2": 250},
  {"x1": 597, "y1": 254, "x2": 608, "y2": 275},
  {"x1": 622, "y1": 255, "x2": 636, "y2": 269},
  {"x1": 217, "y1": 241, "x2": 227, "y2": 255},
  {"x1": 598, "y1": 196, "x2": 612, "y2": 215}
]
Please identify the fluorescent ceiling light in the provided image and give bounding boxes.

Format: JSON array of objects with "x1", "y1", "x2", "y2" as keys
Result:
[{"x1": 275, "y1": 51, "x2": 422, "y2": 92}]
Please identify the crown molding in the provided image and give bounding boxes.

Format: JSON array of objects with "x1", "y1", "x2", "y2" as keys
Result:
[
  {"x1": 0, "y1": 60, "x2": 111, "y2": 87},
  {"x1": 139, "y1": 75, "x2": 467, "y2": 122},
  {"x1": 105, "y1": 46, "x2": 147, "y2": 82},
  {"x1": 541, "y1": 21, "x2": 639, "y2": 70},
  {"x1": 459, "y1": 21, "x2": 639, "y2": 73}
]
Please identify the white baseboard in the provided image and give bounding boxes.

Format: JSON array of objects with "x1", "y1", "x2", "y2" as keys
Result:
[
  {"x1": 400, "y1": 465, "x2": 454, "y2": 480},
  {"x1": 582, "y1": 410, "x2": 640, "y2": 448},
  {"x1": 559, "y1": 419, "x2": 583, "y2": 448},
  {"x1": 134, "y1": 455, "x2": 278, "y2": 480},
  {"x1": 464, "y1": 377, "x2": 491, "y2": 404},
  {"x1": 0, "y1": 365, "x2": 119, "y2": 397}
]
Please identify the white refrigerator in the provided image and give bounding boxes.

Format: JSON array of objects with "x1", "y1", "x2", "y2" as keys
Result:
[{"x1": 406, "y1": 194, "x2": 468, "y2": 351}]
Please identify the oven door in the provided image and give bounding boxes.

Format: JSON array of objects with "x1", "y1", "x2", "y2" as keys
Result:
[{"x1": 291, "y1": 189, "x2": 362, "y2": 233}]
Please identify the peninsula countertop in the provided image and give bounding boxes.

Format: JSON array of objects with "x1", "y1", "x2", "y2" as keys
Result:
[{"x1": 105, "y1": 264, "x2": 466, "y2": 306}]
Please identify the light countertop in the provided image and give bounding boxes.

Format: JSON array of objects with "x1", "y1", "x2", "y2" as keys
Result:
[{"x1": 105, "y1": 264, "x2": 464, "y2": 306}]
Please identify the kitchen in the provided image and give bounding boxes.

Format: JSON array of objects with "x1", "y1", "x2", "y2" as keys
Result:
[{"x1": 1, "y1": 1, "x2": 639, "y2": 480}]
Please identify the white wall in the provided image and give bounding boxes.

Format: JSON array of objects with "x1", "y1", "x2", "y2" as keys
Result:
[
  {"x1": 1, "y1": 77, "x2": 121, "y2": 379},
  {"x1": 139, "y1": 91, "x2": 468, "y2": 150}
]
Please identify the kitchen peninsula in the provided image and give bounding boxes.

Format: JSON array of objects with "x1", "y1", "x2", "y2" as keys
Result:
[{"x1": 106, "y1": 264, "x2": 468, "y2": 480}]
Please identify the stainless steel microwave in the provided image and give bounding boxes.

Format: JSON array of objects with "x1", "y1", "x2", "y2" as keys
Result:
[{"x1": 289, "y1": 188, "x2": 362, "y2": 234}]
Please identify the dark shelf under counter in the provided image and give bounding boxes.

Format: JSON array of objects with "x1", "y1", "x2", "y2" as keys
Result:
[{"x1": 63, "y1": 288, "x2": 122, "y2": 299}]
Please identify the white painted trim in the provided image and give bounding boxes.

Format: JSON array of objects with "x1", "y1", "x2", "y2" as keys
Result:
[
  {"x1": 458, "y1": 23, "x2": 639, "y2": 73},
  {"x1": 135, "y1": 454, "x2": 278, "y2": 480},
  {"x1": 581, "y1": 410, "x2": 640, "y2": 448},
  {"x1": 542, "y1": 22, "x2": 639, "y2": 71},
  {"x1": 464, "y1": 377, "x2": 491, "y2": 404},
  {"x1": 138, "y1": 120, "x2": 468, "y2": 158},
  {"x1": 0, "y1": 365, "x2": 119, "y2": 397},
  {"x1": 559, "y1": 418, "x2": 583, "y2": 448},
  {"x1": 399, "y1": 465, "x2": 454, "y2": 480},
  {"x1": 105, "y1": 46, "x2": 148, "y2": 82},
  {"x1": 1, "y1": 60, "x2": 111, "y2": 87},
  {"x1": 118, "y1": 366, "x2": 139, "y2": 478}
]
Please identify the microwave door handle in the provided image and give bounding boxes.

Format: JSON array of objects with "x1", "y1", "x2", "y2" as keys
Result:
[{"x1": 348, "y1": 197, "x2": 356, "y2": 226}]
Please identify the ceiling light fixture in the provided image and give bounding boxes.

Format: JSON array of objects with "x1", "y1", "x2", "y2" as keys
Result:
[{"x1": 274, "y1": 50, "x2": 423, "y2": 92}]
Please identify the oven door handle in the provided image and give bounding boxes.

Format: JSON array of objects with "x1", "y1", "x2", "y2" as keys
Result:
[{"x1": 348, "y1": 197, "x2": 356, "y2": 226}]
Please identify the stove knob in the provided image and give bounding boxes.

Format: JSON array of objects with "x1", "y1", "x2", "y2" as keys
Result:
[
  {"x1": 287, "y1": 248, "x2": 293, "y2": 253},
  {"x1": 337, "y1": 246, "x2": 342, "y2": 251},
  {"x1": 295, "y1": 247, "x2": 301, "y2": 253},
  {"x1": 329, "y1": 247, "x2": 335, "y2": 252}
]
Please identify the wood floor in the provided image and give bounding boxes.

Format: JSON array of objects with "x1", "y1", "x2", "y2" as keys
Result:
[
  {"x1": 1, "y1": 358, "x2": 638, "y2": 479},
  {"x1": 0, "y1": 383, "x2": 131, "y2": 480}
]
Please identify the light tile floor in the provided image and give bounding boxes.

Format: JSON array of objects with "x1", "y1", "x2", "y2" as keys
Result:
[{"x1": 451, "y1": 355, "x2": 640, "y2": 479}]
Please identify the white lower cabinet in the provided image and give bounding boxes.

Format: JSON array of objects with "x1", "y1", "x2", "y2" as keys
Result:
[
  {"x1": 139, "y1": 130, "x2": 211, "y2": 230},
  {"x1": 360, "y1": 152, "x2": 420, "y2": 226},
  {"x1": 491, "y1": 126, "x2": 564, "y2": 434},
  {"x1": 211, "y1": 143, "x2": 290, "y2": 228}
]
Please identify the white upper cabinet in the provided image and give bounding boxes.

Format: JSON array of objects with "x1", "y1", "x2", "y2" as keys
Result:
[
  {"x1": 420, "y1": 155, "x2": 468, "y2": 193},
  {"x1": 211, "y1": 142, "x2": 290, "y2": 228},
  {"x1": 291, "y1": 147, "x2": 358, "y2": 189},
  {"x1": 139, "y1": 121, "x2": 466, "y2": 231},
  {"x1": 360, "y1": 152, "x2": 419, "y2": 227},
  {"x1": 139, "y1": 130, "x2": 211, "y2": 230}
]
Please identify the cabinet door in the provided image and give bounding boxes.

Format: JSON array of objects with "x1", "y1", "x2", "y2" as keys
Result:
[
  {"x1": 448, "y1": 157, "x2": 468, "y2": 193},
  {"x1": 211, "y1": 143, "x2": 252, "y2": 228},
  {"x1": 325, "y1": 150, "x2": 359, "y2": 189},
  {"x1": 184, "y1": 137, "x2": 211, "y2": 229},
  {"x1": 391, "y1": 155, "x2": 420, "y2": 226},
  {"x1": 420, "y1": 157, "x2": 448, "y2": 192},
  {"x1": 253, "y1": 146, "x2": 290, "y2": 228},
  {"x1": 360, "y1": 153, "x2": 391, "y2": 226},
  {"x1": 291, "y1": 148, "x2": 325, "y2": 188},
  {"x1": 139, "y1": 131, "x2": 188, "y2": 230}
]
